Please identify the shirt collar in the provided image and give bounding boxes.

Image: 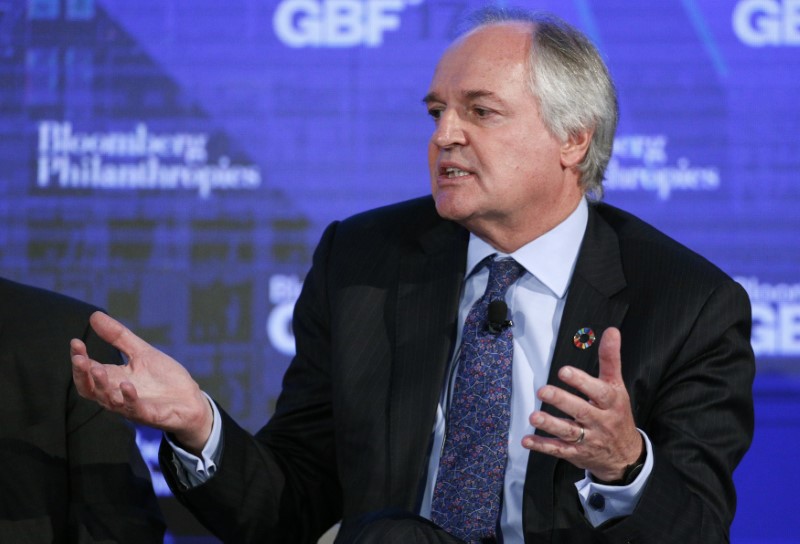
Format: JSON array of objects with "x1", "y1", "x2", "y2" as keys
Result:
[{"x1": 465, "y1": 198, "x2": 588, "y2": 299}]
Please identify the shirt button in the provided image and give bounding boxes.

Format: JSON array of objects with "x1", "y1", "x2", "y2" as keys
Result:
[{"x1": 589, "y1": 492, "x2": 606, "y2": 511}]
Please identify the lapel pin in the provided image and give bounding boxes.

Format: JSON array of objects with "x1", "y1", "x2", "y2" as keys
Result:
[{"x1": 573, "y1": 327, "x2": 596, "y2": 350}]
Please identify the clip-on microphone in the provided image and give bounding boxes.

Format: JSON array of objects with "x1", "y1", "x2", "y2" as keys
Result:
[{"x1": 487, "y1": 300, "x2": 513, "y2": 334}]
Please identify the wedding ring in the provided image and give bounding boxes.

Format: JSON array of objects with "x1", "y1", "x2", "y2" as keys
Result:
[{"x1": 572, "y1": 425, "x2": 585, "y2": 444}]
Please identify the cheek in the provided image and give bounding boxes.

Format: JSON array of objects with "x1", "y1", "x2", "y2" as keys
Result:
[
  {"x1": 428, "y1": 142, "x2": 439, "y2": 172},
  {"x1": 512, "y1": 139, "x2": 561, "y2": 174},
  {"x1": 428, "y1": 144, "x2": 439, "y2": 194},
  {"x1": 428, "y1": 141, "x2": 438, "y2": 168}
]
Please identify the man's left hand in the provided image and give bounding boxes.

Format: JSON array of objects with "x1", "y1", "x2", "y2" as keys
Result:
[{"x1": 522, "y1": 327, "x2": 643, "y2": 482}]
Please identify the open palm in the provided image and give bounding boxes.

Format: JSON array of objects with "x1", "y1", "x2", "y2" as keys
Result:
[{"x1": 71, "y1": 311, "x2": 212, "y2": 451}]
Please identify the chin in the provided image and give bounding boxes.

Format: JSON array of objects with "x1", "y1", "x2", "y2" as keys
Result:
[{"x1": 433, "y1": 191, "x2": 472, "y2": 223}]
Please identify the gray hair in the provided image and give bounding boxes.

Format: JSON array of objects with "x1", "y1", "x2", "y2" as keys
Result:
[{"x1": 458, "y1": 7, "x2": 618, "y2": 199}]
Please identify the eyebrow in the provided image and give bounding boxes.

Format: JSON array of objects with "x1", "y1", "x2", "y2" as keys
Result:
[
  {"x1": 422, "y1": 89, "x2": 502, "y2": 105},
  {"x1": 422, "y1": 92, "x2": 440, "y2": 105}
]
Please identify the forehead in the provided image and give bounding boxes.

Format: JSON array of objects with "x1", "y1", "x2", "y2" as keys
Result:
[{"x1": 429, "y1": 22, "x2": 534, "y2": 96}]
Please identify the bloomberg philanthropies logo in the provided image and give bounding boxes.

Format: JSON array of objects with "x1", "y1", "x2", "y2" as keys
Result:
[
  {"x1": 274, "y1": 0, "x2": 424, "y2": 47},
  {"x1": 604, "y1": 134, "x2": 720, "y2": 200},
  {"x1": 36, "y1": 121, "x2": 262, "y2": 199}
]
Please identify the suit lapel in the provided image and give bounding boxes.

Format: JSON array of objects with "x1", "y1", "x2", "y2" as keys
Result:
[
  {"x1": 546, "y1": 205, "x2": 629, "y2": 410},
  {"x1": 387, "y1": 217, "x2": 468, "y2": 507},
  {"x1": 523, "y1": 204, "x2": 630, "y2": 533}
]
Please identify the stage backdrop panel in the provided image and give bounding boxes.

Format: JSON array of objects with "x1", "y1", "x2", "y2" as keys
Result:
[{"x1": 1, "y1": 1, "x2": 798, "y2": 542}]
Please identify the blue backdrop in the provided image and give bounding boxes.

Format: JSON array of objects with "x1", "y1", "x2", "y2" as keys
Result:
[{"x1": 1, "y1": 0, "x2": 798, "y2": 542}]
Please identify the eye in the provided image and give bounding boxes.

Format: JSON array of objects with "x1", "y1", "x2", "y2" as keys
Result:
[
  {"x1": 473, "y1": 107, "x2": 492, "y2": 118},
  {"x1": 427, "y1": 107, "x2": 443, "y2": 121}
]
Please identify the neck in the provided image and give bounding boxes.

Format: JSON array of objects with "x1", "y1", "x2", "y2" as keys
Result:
[{"x1": 467, "y1": 197, "x2": 584, "y2": 254}]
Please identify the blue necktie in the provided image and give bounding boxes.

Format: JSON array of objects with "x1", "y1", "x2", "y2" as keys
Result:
[{"x1": 431, "y1": 257, "x2": 525, "y2": 543}]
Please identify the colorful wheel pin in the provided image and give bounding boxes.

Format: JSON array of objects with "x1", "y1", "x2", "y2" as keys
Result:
[{"x1": 573, "y1": 327, "x2": 596, "y2": 349}]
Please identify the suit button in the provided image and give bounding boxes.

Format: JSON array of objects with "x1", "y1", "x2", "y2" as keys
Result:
[{"x1": 588, "y1": 492, "x2": 605, "y2": 511}]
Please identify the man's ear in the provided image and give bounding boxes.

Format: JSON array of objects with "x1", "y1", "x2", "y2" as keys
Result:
[{"x1": 560, "y1": 129, "x2": 593, "y2": 169}]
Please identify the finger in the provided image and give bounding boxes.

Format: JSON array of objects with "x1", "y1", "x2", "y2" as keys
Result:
[
  {"x1": 537, "y1": 382, "x2": 597, "y2": 423},
  {"x1": 88, "y1": 361, "x2": 124, "y2": 408},
  {"x1": 117, "y1": 382, "x2": 172, "y2": 429},
  {"x1": 88, "y1": 311, "x2": 151, "y2": 362},
  {"x1": 521, "y1": 433, "x2": 582, "y2": 458},
  {"x1": 598, "y1": 327, "x2": 623, "y2": 385},
  {"x1": 71, "y1": 339, "x2": 97, "y2": 399},
  {"x1": 556, "y1": 366, "x2": 617, "y2": 412},
  {"x1": 118, "y1": 381, "x2": 144, "y2": 419},
  {"x1": 71, "y1": 338, "x2": 106, "y2": 399},
  {"x1": 70, "y1": 337, "x2": 88, "y2": 359},
  {"x1": 529, "y1": 411, "x2": 585, "y2": 443}
]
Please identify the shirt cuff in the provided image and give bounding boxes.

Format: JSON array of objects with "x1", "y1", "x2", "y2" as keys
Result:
[
  {"x1": 165, "y1": 392, "x2": 223, "y2": 488},
  {"x1": 575, "y1": 429, "x2": 654, "y2": 527}
]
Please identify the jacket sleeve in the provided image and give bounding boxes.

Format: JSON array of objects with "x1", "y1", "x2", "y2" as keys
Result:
[
  {"x1": 159, "y1": 221, "x2": 343, "y2": 543},
  {"x1": 604, "y1": 280, "x2": 755, "y2": 543}
]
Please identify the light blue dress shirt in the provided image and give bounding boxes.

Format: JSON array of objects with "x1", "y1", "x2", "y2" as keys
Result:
[{"x1": 417, "y1": 199, "x2": 652, "y2": 542}]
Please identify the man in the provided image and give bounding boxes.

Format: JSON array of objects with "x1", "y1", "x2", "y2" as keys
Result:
[
  {"x1": 70, "y1": 7, "x2": 754, "y2": 543},
  {"x1": 0, "y1": 277, "x2": 165, "y2": 543}
]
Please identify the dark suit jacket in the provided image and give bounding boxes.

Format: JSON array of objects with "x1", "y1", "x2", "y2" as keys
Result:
[
  {"x1": 0, "y1": 278, "x2": 165, "y2": 543},
  {"x1": 162, "y1": 197, "x2": 754, "y2": 544}
]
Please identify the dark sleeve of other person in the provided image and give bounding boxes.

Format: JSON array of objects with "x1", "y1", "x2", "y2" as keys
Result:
[{"x1": 0, "y1": 278, "x2": 165, "y2": 543}]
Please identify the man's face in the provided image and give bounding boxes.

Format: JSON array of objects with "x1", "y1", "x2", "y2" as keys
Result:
[{"x1": 425, "y1": 23, "x2": 582, "y2": 249}]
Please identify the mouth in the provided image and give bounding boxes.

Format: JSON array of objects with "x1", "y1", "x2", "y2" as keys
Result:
[{"x1": 440, "y1": 166, "x2": 472, "y2": 179}]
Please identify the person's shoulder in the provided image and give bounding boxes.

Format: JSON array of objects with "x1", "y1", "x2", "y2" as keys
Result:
[
  {"x1": 313, "y1": 196, "x2": 465, "y2": 275},
  {"x1": 333, "y1": 195, "x2": 455, "y2": 244},
  {"x1": 592, "y1": 202, "x2": 732, "y2": 285},
  {"x1": 341, "y1": 195, "x2": 439, "y2": 228}
]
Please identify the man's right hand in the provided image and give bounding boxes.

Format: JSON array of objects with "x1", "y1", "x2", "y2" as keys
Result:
[{"x1": 71, "y1": 311, "x2": 213, "y2": 455}]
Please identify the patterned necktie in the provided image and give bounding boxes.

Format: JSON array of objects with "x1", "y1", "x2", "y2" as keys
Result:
[{"x1": 431, "y1": 257, "x2": 525, "y2": 543}]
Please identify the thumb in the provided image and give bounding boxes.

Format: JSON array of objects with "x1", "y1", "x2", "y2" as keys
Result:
[
  {"x1": 598, "y1": 326, "x2": 623, "y2": 384},
  {"x1": 88, "y1": 311, "x2": 150, "y2": 362}
]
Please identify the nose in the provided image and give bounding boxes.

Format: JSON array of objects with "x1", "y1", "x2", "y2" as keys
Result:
[{"x1": 432, "y1": 109, "x2": 466, "y2": 149}]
